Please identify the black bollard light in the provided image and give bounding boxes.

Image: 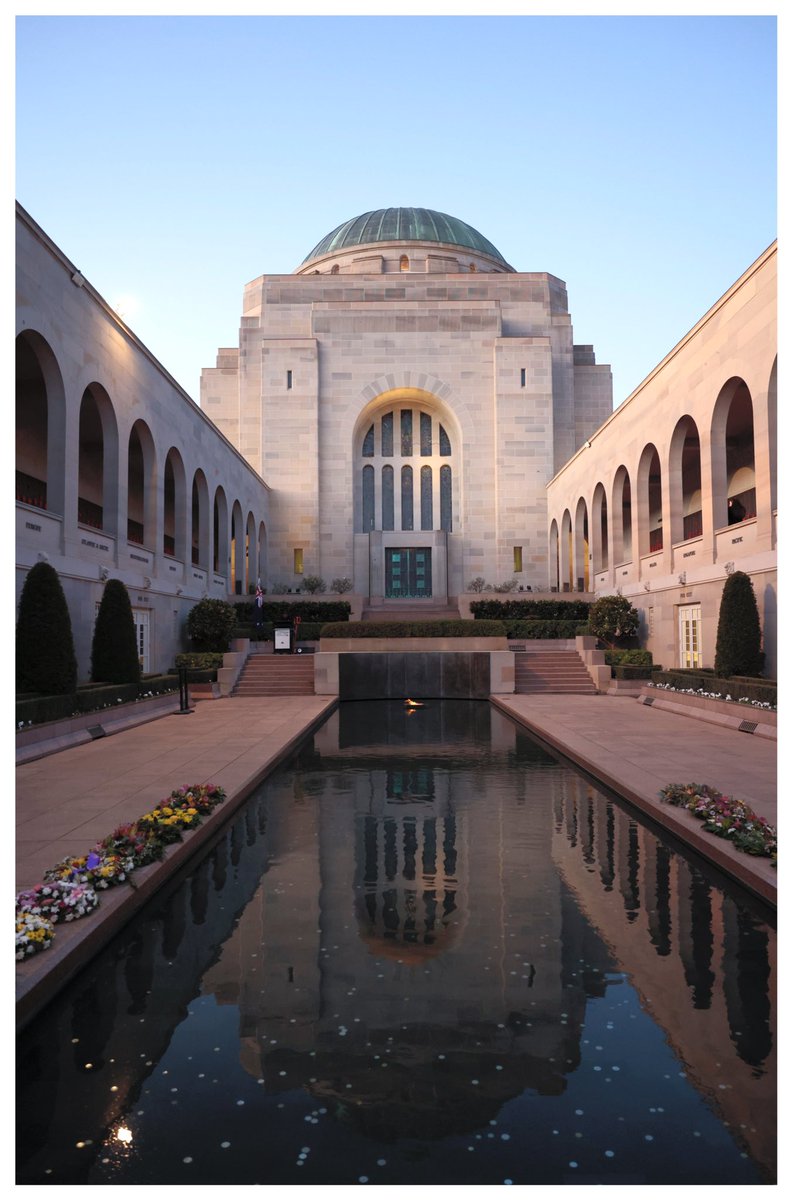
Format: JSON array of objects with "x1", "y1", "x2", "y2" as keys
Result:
[{"x1": 177, "y1": 665, "x2": 193, "y2": 714}]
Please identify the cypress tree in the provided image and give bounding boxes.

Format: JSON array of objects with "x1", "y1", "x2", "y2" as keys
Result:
[
  {"x1": 16, "y1": 561, "x2": 78, "y2": 695},
  {"x1": 714, "y1": 570, "x2": 763, "y2": 678},
  {"x1": 91, "y1": 579, "x2": 142, "y2": 684}
]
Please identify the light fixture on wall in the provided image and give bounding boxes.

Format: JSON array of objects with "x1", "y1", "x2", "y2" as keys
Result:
[
  {"x1": 724, "y1": 561, "x2": 736, "y2": 575},
  {"x1": 71, "y1": 271, "x2": 85, "y2": 288},
  {"x1": 100, "y1": 567, "x2": 109, "y2": 581},
  {"x1": 584, "y1": 440, "x2": 592, "y2": 449},
  {"x1": 678, "y1": 572, "x2": 686, "y2": 585},
  {"x1": 643, "y1": 581, "x2": 651, "y2": 591}
]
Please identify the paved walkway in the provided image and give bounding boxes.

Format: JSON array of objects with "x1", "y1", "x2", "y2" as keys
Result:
[{"x1": 16, "y1": 691, "x2": 776, "y2": 1025}]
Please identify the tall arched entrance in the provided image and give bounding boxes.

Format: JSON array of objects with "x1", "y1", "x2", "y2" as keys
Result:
[{"x1": 353, "y1": 389, "x2": 459, "y2": 605}]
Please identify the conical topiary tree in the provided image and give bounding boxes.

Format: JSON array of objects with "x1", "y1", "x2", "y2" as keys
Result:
[
  {"x1": 91, "y1": 579, "x2": 142, "y2": 684},
  {"x1": 16, "y1": 561, "x2": 78, "y2": 695},
  {"x1": 714, "y1": 570, "x2": 763, "y2": 678}
]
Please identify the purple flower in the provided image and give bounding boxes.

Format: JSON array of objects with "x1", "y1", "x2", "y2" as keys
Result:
[{"x1": 86, "y1": 851, "x2": 101, "y2": 870}]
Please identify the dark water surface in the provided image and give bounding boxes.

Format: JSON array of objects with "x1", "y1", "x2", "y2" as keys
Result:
[{"x1": 17, "y1": 700, "x2": 776, "y2": 1185}]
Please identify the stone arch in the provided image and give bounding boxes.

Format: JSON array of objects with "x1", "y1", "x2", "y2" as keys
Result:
[
  {"x1": 592, "y1": 482, "x2": 609, "y2": 573},
  {"x1": 257, "y1": 520, "x2": 268, "y2": 589},
  {"x1": 560, "y1": 509, "x2": 573, "y2": 591},
  {"x1": 78, "y1": 383, "x2": 119, "y2": 536},
  {"x1": 574, "y1": 496, "x2": 589, "y2": 591},
  {"x1": 548, "y1": 518, "x2": 560, "y2": 590},
  {"x1": 710, "y1": 377, "x2": 756, "y2": 529},
  {"x1": 127, "y1": 419, "x2": 157, "y2": 548},
  {"x1": 191, "y1": 469, "x2": 210, "y2": 570},
  {"x1": 352, "y1": 387, "x2": 461, "y2": 536},
  {"x1": 245, "y1": 510, "x2": 257, "y2": 592},
  {"x1": 768, "y1": 357, "x2": 777, "y2": 514},
  {"x1": 612, "y1": 466, "x2": 632, "y2": 565},
  {"x1": 669, "y1": 416, "x2": 702, "y2": 545},
  {"x1": 637, "y1": 442, "x2": 663, "y2": 557},
  {"x1": 213, "y1": 485, "x2": 229, "y2": 577},
  {"x1": 230, "y1": 500, "x2": 245, "y2": 595},
  {"x1": 15, "y1": 329, "x2": 67, "y2": 518},
  {"x1": 163, "y1": 447, "x2": 187, "y2": 560}
]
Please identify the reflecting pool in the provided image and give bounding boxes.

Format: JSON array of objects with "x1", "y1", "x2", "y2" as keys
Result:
[{"x1": 17, "y1": 701, "x2": 776, "y2": 1185}]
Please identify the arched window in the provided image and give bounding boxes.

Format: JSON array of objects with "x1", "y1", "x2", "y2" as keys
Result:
[
  {"x1": 362, "y1": 465, "x2": 375, "y2": 531},
  {"x1": 549, "y1": 519, "x2": 560, "y2": 591},
  {"x1": 382, "y1": 465, "x2": 394, "y2": 530},
  {"x1": 401, "y1": 466, "x2": 414, "y2": 530},
  {"x1": 440, "y1": 465, "x2": 452, "y2": 532},
  {"x1": 399, "y1": 255, "x2": 409, "y2": 272},
  {"x1": 163, "y1": 448, "x2": 186, "y2": 560},
  {"x1": 191, "y1": 470, "x2": 210, "y2": 569},
  {"x1": 331, "y1": 264, "x2": 340, "y2": 275},
  {"x1": 356, "y1": 402, "x2": 456, "y2": 534},
  {"x1": 669, "y1": 417, "x2": 702, "y2": 544},
  {"x1": 230, "y1": 502, "x2": 244, "y2": 594},
  {"x1": 421, "y1": 466, "x2": 433, "y2": 529}
]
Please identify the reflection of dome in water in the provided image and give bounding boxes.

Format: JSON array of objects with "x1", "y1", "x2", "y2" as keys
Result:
[{"x1": 355, "y1": 807, "x2": 465, "y2": 960}]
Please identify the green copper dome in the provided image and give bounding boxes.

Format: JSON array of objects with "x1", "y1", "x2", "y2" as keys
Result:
[{"x1": 302, "y1": 208, "x2": 508, "y2": 265}]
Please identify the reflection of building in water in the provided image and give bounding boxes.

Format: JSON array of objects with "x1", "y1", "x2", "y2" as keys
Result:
[
  {"x1": 201, "y1": 706, "x2": 618, "y2": 1134},
  {"x1": 550, "y1": 780, "x2": 776, "y2": 1174}
]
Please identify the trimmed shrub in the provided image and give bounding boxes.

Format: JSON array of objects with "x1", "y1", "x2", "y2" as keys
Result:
[
  {"x1": 587, "y1": 595, "x2": 639, "y2": 645},
  {"x1": 611, "y1": 665, "x2": 655, "y2": 680},
  {"x1": 604, "y1": 649, "x2": 654, "y2": 666},
  {"x1": 174, "y1": 652, "x2": 225, "y2": 670},
  {"x1": 714, "y1": 570, "x2": 763, "y2": 678},
  {"x1": 652, "y1": 670, "x2": 776, "y2": 707},
  {"x1": 504, "y1": 619, "x2": 582, "y2": 639},
  {"x1": 186, "y1": 598, "x2": 237, "y2": 652},
  {"x1": 16, "y1": 694, "x2": 75, "y2": 726},
  {"x1": 320, "y1": 619, "x2": 506, "y2": 639},
  {"x1": 91, "y1": 579, "x2": 141, "y2": 684},
  {"x1": 16, "y1": 562, "x2": 78, "y2": 696},
  {"x1": 76, "y1": 682, "x2": 139, "y2": 711},
  {"x1": 331, "y1": 578, "x2": 353, "y2": 594},
  {"x1": 301, "y1": 575, "x2": 327, "y2": 594},
  {"x1": 235, "y1": 599, "x2": 351, "y2": 625},
  {"x1": 470, "y1": 598, "x2": 591, "y2": 621}
]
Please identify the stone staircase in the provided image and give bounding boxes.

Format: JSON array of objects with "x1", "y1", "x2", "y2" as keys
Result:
[
  {"x1": 232, "y1": 654, "x2": 315, "y2": 697},
  {"x1": 514, "y1": 647, "x2": 597, "y2": 695}
]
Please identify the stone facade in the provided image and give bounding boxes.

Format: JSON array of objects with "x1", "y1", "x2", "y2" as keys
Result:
[
  {"x1": 201, "y1": 210, "x2": 613, "y2": 602},
  {"x1": 15, "y1": 204, "x2": 270, "y2": 677},
  {"x1": 546, "y1": 242, "x2": 777, "y2": 675}
]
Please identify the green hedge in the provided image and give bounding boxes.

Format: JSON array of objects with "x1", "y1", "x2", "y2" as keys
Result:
[
  {"x1": 234, "y1": 599, "x2": 351, "y2": 625},
  {"x1": 504, "y1": 619, "x2": 582, "y2": 639},
  {"x1": 174, "y1": 653, "x2": 225, "y2": 669},
  {"x1": 167, "y1": 668, "x2": 218, "y2": 683},
  {"x1": 233, "y1": 622, "x2": 324, "y2": 642},
  {"x1": 604, "y1": 649, "x2": 654, "y2": 666},
  {"x1": 470, "y1": 599, "x2": 591, "y2": 621},
  {"x1": 16, "y1": 676, "x2": 181, "y2": 728},
  {"x1": 612, "y1": 665, "x2": 656, "y2": 680},
  {"x1": 320, "y1": 619, "x2": 506, "y2": 639},
  {"x1": 652, "y1": 670, "x2": 776, "y2": 706},
  {"x1": 16, "y1": 694, "x2": 76, "y2": 726}
]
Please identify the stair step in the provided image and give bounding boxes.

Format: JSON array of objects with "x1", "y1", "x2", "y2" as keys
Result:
[{"x1": 232, "y1": 655, "x2": 315, "y2": 697}]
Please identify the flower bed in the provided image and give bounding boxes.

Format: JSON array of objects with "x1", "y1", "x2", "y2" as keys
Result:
[
  {"x1": 659, "y1": 782, "x2": 776, "y2": 864},
  {"x1": 15, "y1": 783, "x2": 226, "y2": 960}
]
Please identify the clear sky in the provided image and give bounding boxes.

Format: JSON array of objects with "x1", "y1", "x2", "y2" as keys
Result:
[{"x1": 14, "y1": 7, "x2": 778, "y2": 409}]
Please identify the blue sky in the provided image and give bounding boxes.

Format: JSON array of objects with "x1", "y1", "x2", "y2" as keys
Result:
[{"x1": 14, "y1": 9, "x2": 777, "y2": 407}]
